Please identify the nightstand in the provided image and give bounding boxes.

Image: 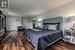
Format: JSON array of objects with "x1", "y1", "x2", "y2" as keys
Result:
[{"x1": 63, "y1": 30, "x2": 75, "y2": 44}]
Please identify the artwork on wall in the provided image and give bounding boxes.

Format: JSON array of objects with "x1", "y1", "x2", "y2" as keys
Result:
[{"x1": 0, "y1": 0, "x2": 8, "y2": 8}]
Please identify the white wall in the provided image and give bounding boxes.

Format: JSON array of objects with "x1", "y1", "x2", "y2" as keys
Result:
[
  {"x1": 36, "y1": 1, "x2": 75, "y2": 31},
  {"x1": 63, "y1": 16, "x2": 75, "y2": 30},
  {"x1": 6, "y1": 15, "x2": 22, "y2": 31},
  {"x1": 16, "y1": 17, "x2": 22, "y2": 26},
  {"x1": 22, "y1": 17, "x2": 33, "y2": 29},
  {"x1": 6, "y1": 1, "x2": 75, "y2": 31}
]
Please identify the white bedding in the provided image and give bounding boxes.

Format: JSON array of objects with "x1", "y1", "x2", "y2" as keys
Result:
[{"x1": 31, "y1": 29, "x2": 41, "y2": 31}]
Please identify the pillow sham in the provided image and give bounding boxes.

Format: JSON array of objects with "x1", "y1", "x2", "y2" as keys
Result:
[{"x1": 48, "y1": 25, "x2": 57, "y2": 30}]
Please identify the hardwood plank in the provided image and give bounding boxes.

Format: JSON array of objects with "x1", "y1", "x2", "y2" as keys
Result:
[
  {"x1": 47, "y1": 40, "x2": 75, "y2": 50},
  {"x1": 0, "y1": 31, "x2": 34, "y2": 50}
]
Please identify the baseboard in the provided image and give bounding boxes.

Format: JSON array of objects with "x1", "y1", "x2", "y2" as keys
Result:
[{"x1": 7, "y1": 30, "x2": 17, "y2": 32}]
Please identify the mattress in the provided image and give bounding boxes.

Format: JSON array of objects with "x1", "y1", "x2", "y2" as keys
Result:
[{"x1": 23, "y1": 29, "x2": 63, "y2": 50}]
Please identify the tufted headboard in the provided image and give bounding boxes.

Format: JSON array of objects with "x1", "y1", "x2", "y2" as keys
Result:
[{"x1": 42, "y1": 17, "x2": 63, "y2": 30}]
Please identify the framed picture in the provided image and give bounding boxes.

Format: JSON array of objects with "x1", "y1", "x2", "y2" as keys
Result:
[{"x1": 0, "y1": 0, "x2": 8, "y2": 8}]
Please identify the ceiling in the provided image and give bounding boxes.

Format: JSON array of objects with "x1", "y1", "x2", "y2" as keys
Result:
[{"x1": 2, "y1": 0, "x2": 73, "y2": 17}]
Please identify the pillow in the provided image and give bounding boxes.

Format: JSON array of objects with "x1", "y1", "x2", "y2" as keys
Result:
[
  {"x1": 48, "y1": 25, "x2": 57, "y2": 30},
  {"x1": 43, "y1": 25, "x2": 48, "y2": 30}
]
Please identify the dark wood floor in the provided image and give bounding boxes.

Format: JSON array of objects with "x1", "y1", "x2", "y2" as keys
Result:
[
  {"x1": 47, "y1": 40, "x2": 75, "y2": 50},
  {"x1": 0, "y1": 31, "x2": 34, "y2": 50},
  {"x1": 0, "y1": 31, "x2": 75, "y2": 50}
]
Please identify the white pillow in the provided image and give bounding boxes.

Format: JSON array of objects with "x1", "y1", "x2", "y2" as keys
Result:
[{"x1": 48, "y1": 25, "x2": 57, "y2": 30}]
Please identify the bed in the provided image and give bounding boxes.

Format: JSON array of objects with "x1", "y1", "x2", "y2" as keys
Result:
[{"x1": 23, "y1": 23, "x2": 63, "y2": 50}]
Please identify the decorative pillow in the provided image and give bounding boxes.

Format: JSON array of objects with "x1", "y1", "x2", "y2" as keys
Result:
[
  {"x1": 48, "y1": 25, "x2": 57, "y2": 30},
  {"x1": 43, "y1": 25, "x2": 48, "y2": 30}
]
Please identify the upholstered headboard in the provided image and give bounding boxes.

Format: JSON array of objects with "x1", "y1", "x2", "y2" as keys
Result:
[{"x1": 43, "y1": 17, "x2": 63, "y2": 30}]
